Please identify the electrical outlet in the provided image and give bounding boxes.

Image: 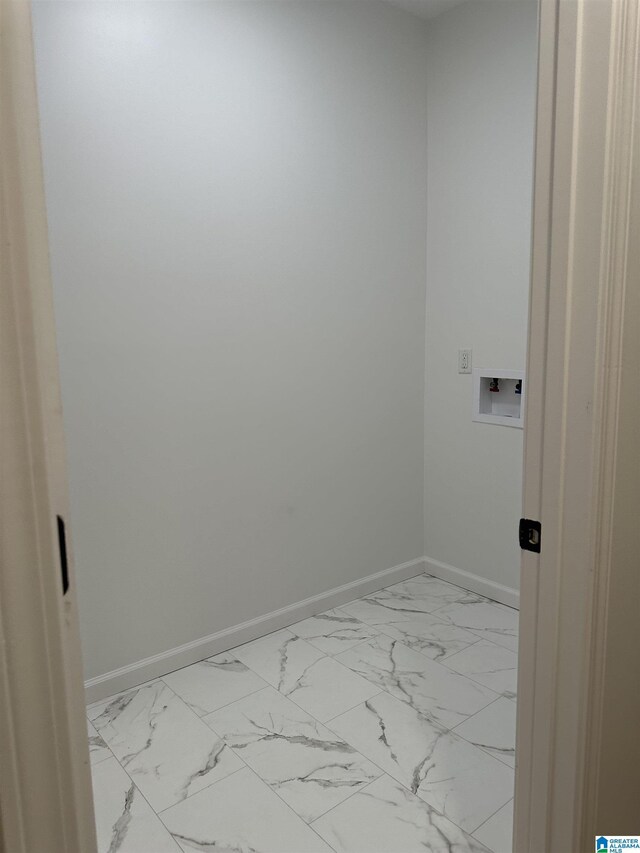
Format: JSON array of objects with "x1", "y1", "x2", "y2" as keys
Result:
[{"x1": 458, "y1": 349, "x2": 472, "y2": 374}]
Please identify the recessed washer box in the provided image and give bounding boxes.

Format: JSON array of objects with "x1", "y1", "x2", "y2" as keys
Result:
[{"x1": 472, "y1": 368, "x2": 525, "y2": 428}]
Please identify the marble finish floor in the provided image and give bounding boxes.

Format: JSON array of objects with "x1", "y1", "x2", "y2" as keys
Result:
[{"x1": 86, "y1": 573, "x2": 518, "y2": 853}]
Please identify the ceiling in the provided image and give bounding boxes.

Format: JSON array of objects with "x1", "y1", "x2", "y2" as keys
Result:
[{"x1": 386, "y1": 0, "x2": 465, "y2": 20}]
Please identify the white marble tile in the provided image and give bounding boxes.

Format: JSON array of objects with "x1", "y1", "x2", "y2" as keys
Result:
[
  {"x1": 431, "y1": 601, "x2": 519, "y2": 652},
  {"x1": 89, "y1": 681, "x2": 243, "y2": 812},
  {"x1": 473, "y1": 800, "x2": 514, "y2": 853},
  {"x1": 442, "y1": 641, "x2": 518, "y2": 698},
  {"x1": 340, "y1": 577, "x2": 485, "y2": 630},
  {"x1": 233, "y1": 629, "x2": 325, "y2": 692},
  {"x1": 376, "y1": 613, "x2": 482, "y2": 661},
  {"x1": 204, "y1": 686, "x2": 381, "y2": 822},
  {"x1": 312, "y1": 774, "x2": 491, "y2": 853},
  {"x1": 91, "y1": 757, "x2": 180, "y2": 853},
  {"x1": 398, "y1": 576, "x2": 488, "y2": 607},
  {"x1": 87, "y1": 719, "x2": 111, "y2": 766},
  {"x1": 290, "y1": 609, "x2": 379, "y2": 655},
  {"x1": 335, "y1": 635, "x2": 498, "y2": 729},
  {"x1": 162, "y1": 652, "x2": 267, "y2": 716},
  {"x1": 339, "y1": 582, "x2": 451, "y2": 627},
  {"x1": 453, "y1": 697, "x2": 516, "y2": 768},
  {"x1": 233, "y1": 629, "x2": 378, "y2": 721},
  {"x1": 291, "y1": 656, "x2": 382, "y2": 722},
  {"x1": 328, "y1": 691, "x2": 514, "y2": 833},
  {"x1": 161, "y1": 766, "x2": 332, "y2": 852}
]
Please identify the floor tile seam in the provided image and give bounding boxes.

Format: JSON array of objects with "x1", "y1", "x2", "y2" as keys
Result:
[
  {"x1": 199, "y1": 693, "x2": 383, "y2": 775},
  {"x1": 163, "y1": 681, "x2": 271, "y2": 721},
  {"x1": 95, "y1": 751, "x2": 183, "y2": 842},
  {"x1": 437, "y1": 660, "x2": 517, "y2": 696},
  {"x1": 442, "y1": 658, "x2": 518, "y2": 681},
  {"x1": 463, "y1": 631, "x2": 519, "y2": 652},
  {"x1": 336, "y1": 632, "x2": 503, "y2": 695},
  {"x1": 155, "y1": 763, "x2": 248, "y2": 821},
  {"x1": 318, "y1": 695, "x2": 510, "y2": 839},
  {"x1": 457, "y1": 634, "x2": 521, "y2": 656},
  {"x1": 266, "y1": 657, "x2": 379, "y2": 728},
  {"x1": 305, "y1": 630, "x2": 384, "y2": 658},
  {"x1": 197, "y1": 689, "x2": 389, "y2": 830},
  {"x1": 471, "y1": 796, "x2": 514, "y2": 838},
  {"x1": 307, "y1": 767, "x2": 482, "y2": 848},
  {"x1": 321, "y1": 686, "x2": 513, "y2": 781},
  {"x1": 331, "y1": 640, "x2": 510, "y2": 742},
  {"x1": 93, "y1": 679, "x2": 256, "y2": 816},
  {"x1": 458, "y1": 740, "x2": 516, "y2": 771},
  {"x1": 89, "y1": 748, "x2": 115, "y2": 768},
  {"x1": 307, "y1": 772, "x2": 386, "y2": 829},
  {"x1": 242, "y1": 761, "x2": 340, "y2": 852},
  {"x1": 333, "y1": 602, "x2": 386, "y2": 628},
  {"x1": 449, "y1": 694, "x2": 518, "y2": 769},
  {"x1": 468, "y1": 793, "x2": 515, "y2": 838},
  {"x1": 373, "y1": 624, "x2": 485, "y2": 663},
  {"x1": 118, "y1": 737, "x2": 250, "y2": 817},
  {"x1": 424, "y1": 618, "x2": 519, "y2": 652}
]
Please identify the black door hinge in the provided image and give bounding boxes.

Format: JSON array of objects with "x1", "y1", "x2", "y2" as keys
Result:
[
  {"x1": 57, "y1": 515, "x2": 70, "y2": 595},
  {"x1": 519, "y1": 518, "x2": 541, "y2": 553}
]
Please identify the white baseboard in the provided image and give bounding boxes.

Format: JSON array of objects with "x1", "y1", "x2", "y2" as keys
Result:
[
  {"x1": 85, "y1": 556, "x2": 426, "y2": 704},
  {"x1": 424, "y1": 556, "x2": 520, "y2": 610}
]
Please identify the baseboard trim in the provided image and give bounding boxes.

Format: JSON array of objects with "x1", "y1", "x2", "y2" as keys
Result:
[
  {"x1": 425, "y1": 556, "x2": 520, "y2": 610},
  {"x1": 85, "y1": 556, "x2": 426, "y2": 704}
]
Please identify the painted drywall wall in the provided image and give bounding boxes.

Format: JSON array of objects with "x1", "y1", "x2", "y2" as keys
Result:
[
  {"x1": 424, "y1": 0, "x2": 538, "y2": 594},
  {"x1": 31, "y1": 1, "x2": 429, "y2": 680}
]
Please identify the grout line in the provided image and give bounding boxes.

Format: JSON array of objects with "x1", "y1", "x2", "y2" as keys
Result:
[
  {"x1": 322, "y1": 691, "x2": 387, "y2": 725},
  {"x1": 373, "y1": 623, "x2": 485, "y2": 663},
  {"x1": 90, "y1": 753, "x2": 185, "y2": 851},
  {"x1": 90, "y1": 682, "x2": 255, "y2": 817},
  {"x1": 241, "y1": 763, "x2": 339, "y2": 852},
  {"x1": 308, "y1": 772, "x2": 385, "y2": 828},
  {"x1": 163, "y1": 682, "x2": 270, "y2": 721},
  {"x1": 470, "y1": 796, "x2": 514, "y2": 840},
  {"x1": 155, "y1": 764, "x2": 248, "y2": 819}
]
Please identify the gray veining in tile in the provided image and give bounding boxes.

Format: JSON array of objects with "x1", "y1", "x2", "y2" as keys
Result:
[
  {"x1": 432, "y1": 601, "x2": 519, "y2": 652},
  {"x1": 233, "y1": 629, "x2": 378, "y2": 721},
  {"x1": 91, "y1": 757, "x2": 180, "y2": 853},
  {"x1": 376, "y1": 613, "x2": 481, "y2": 661},
  {"x1": 88, "y1": 719, "x2": 111, "y2": 766},
  {"x1": 328, "y1": 691, "x2": 514, "y2": 833},
  {"x1": 90, "y1": 681, "x2": 243, "y2": 812},
  {"x1": 312, "y1": 774, "x2": 492, "y2": 853},
  {"x1": 335, "y1": 634, "x2": 498, "y2": 729},
  {"x1": 204, "y1": 685, "x2": 380, "y2": 822},
  {"x1": 233, "y1": 630, "x2": 326, "y2": 694},
  {"x1": 453, "y1": 697, "x2": 517, "y2": 768},
  {"x1": 289, "y1": 609, "x2": 379, "y2": 655},
  {"x1": 443, "y1": 640, "x2": 518, "y2": 698},
  {"x1": 162, "y1": 652, "x2": 267, "y2": 716},
  {"x1": 161, "y1": 766, "x2": 332, "y2": 852}
]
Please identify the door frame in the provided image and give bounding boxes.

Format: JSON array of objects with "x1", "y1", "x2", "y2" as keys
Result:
[
  {"x1": 515, "y1": 0, "x2": 639, "y2": 850},
  {"x1": 0, "y1": 2, "x2": 97, "y2": 852},
  {"x1": 0, "y1": 1, "x2": 637, "y2": 851}
]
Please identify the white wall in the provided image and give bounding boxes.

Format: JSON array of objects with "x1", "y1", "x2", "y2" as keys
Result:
[
  {"x1": 31, "y1": 1, "x2": 429, "y2": 680},
  {"x1": 424, "y1": 0, "x2": 538, "y2": 594}
]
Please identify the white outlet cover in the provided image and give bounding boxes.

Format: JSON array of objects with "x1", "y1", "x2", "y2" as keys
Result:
[{"x1": 458, "y1": 349, "x2": 472, "y2": 374}]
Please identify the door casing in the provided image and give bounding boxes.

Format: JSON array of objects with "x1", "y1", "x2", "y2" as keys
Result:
[
  {"x1": 1, "y1": 1, "x2": 638, "y2": 851},
  {"x1": 515, "y1": 0, "x2": 640, "y2": 850}
]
